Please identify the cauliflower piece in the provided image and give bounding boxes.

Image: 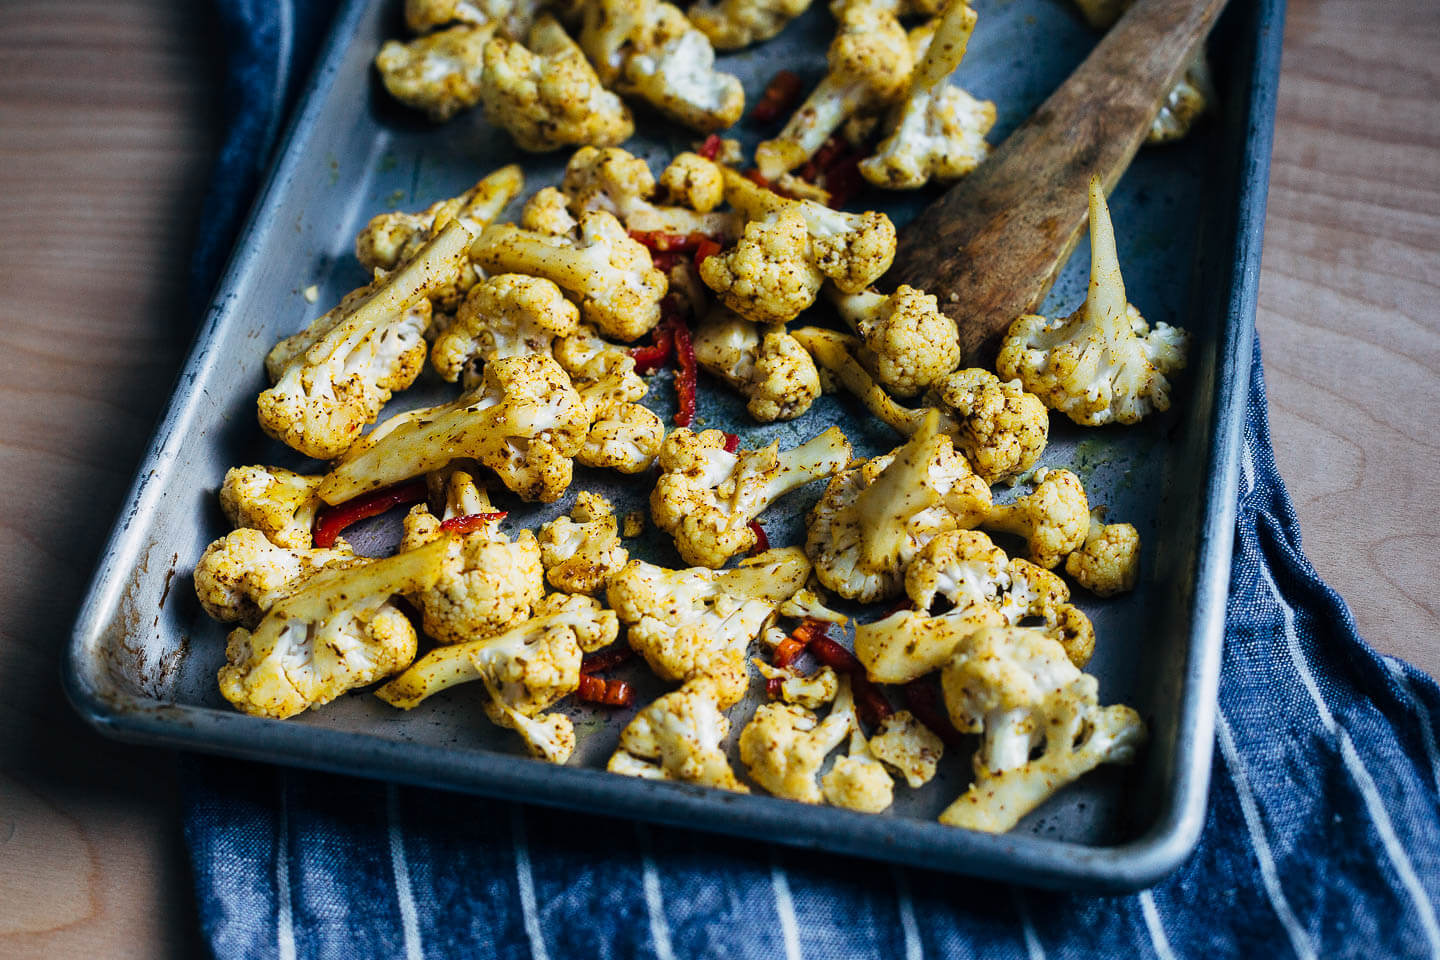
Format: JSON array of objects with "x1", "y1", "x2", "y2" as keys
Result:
[
  {"x1": 472, "y1": 210, "x2": 667, "y2": 341},
  {"x1": 551, "y1": 322, "x2": 663, "y2": 472},
  {"x1": 520, "y1": 187, "x2": 579, "y2": 236},
  {"x1": 692, "y1": 307, "x2": 821, "y2": 423},
  {"x1": 560, "y1": 146, "x2": 735, "y2": 239},
  {"x1": 607, "y1": 678, "x2": 749, "y2": 790},
  {"x1": 754, "y1": 661, "x2": 841, "y2": 709},
  {"x1": 868, "y1": 710, "x2": 944, "y2": 788},
  {"x1": 983, "y1": 468, "x2": 1089, "y2": 569},
  {"x1": 404, "y1": 0, "x2": 543, "y2": 40},
  {"x1": 806, "y1": 410, "x2": 991, "y2": 603},
  {"x1": 319, "y1": 353, "x2": 588, "y2": 504},
  {"x1": 1064, "y1": 509, "x2": 1141, "y2": 597},
  {"x1": 376, "y1": 24, "x2": 495, "y2": 122},
  {"x1": 927, "y1": 368, "x2": 1048, "y2": 485},
  {"x1": 430, "y1": 273, "x2": 581, "y2": 384},
  {"x1": 827, "y1": 284, "x2": 961, "y2": 398},
  {"x1": 218, "y1": 465, "x2": 324, "y2": 549},
  {"x1": 479, "y1": 16, "x2": 635, "y2": 152},
  {"x1": 259, "y1": 222, "x2": 471, "y2": 460},
  {"x1": 996, "y1": 177, "x2": 1190, "y2": 426},
  {"x1": 739, "y1": 698, "x2": 851, "y2": 804},
  {"x1": 553, "y1": 323, "x2": 647, "y2": 406},
  {"x1": 607, "y1": 548, "x2": 811, "y2": 706},
  {"x1": 1149, "y1": 53, "x2": 1214, "y2": 144},
  {"x1": 658, "y1": 152, "x2": 724, "y2": 212},
  {"x1": 651, "y1": 426, "x2": 851, "y2": 568},
  {"x1": 1002, "y1": 557, "x2": 1095, "y2": 667},
  {"x1": 938, "y1": 626, "x2": 1146, "y2": 832},
  {"x1": 698, "y1": 207, "x2": 823, "y2": 326},
  {"x1": 687, "y1": 0, "x2": 812, "y2": 49},
  {"x1": 859, "y1": 0, "x2": 995, "y2": 189},
  {"x1": 218, "y1": 538, "x2": 449, "y2": 719},
  {"x1": 820, "y1": 678, "x2": 895, "y2": 812},
  {"x1": 753, "y1": 3, "x2": 913, "y2": 180},
  {"x1": 399, "y1": 472, "x2": 546, "y2": 643},
  {"x1": 194, "y1": 529, "x2": 366, "y2": 627},
  {"x1": 538, "y1": 491, "x2": 629, "y2": 594}
]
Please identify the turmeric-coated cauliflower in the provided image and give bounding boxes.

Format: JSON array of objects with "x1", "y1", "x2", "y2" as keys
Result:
[
  {"x1": 1064, "y1": 508, "x2": 1141, "y2": 597},
  {"x1": 983, "y1": 468, "x2": 1089, "y2": 569},
  {"x1": 687, "y1": 0, "x2": 812, "y2": 49},
  {"x1": 753, "y1": 662, "x2": 841, "y2": 709},
  {"x1": 657, "y1": 152, "x2": 725, "y2": 212},
  {"x1": 868, "y1": 710, "x2": 944, "y2": 788},
  {"x1": 927, "y1": 368, "x2": 1048, "y2": 484},
  {"x1": 996, "y1": 176, "x2": 1189, "y2": 426},
  {"x1": 194, "y1": 528, "x2": 365, "y2": 627},
  {"x1": 827, "y1": 284, "x2": 961, "y2": 398},
  {"x1": 607, "y1": 678, "x2": 749, "y2": 790},
  {"x1": 740, "y1": 699, "x2": 851, "y2": 804},
  {"x1": 560, "y1": 146, "x2": 735, "y2": 238},
  {"x1": 692, "y1": 307, "x2": 821, "y2": 423},
  {"x1": 698, "y1": 207, "x2": 823, "y2": 326},
  {"x1": 651, "y1": 426, "x2": 851, "y2": 568},
  {"x1": 430, "y1": 273, "x2": 580, "y2": 384},
  {"x1": 1149, "y1": 54, "x2": 1214, "y2": 145},
  {"x1": 552, "y1": 322, "x2": 663, "y2": 473},
  {"x1": 819, "y1": 677, "x2": 896, "y2": 812},
  {"x1": 404, "y1": 0, "x2": 543, "y2": 40},
  {"x1": 520, "y1": 187, "x2": 579, "y2": 236},
  {"x1": 218, "y1": 465, "x2": 324, "y2": 549},
  {"x1": 538, "y1": 491, "x2": 629, "y2": 594},
  {"x1": 376, "y1": 24, "x2": 494, "y2": 122}
]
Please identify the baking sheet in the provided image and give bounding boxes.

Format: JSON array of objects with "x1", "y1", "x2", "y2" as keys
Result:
[{"x1": 64, "y1": 0, "x2": 1284, "y2": 890}]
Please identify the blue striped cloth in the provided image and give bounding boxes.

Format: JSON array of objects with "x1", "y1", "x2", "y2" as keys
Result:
[{"x1": 184, "y1": 2, "x2": 1440, "y2": 957}]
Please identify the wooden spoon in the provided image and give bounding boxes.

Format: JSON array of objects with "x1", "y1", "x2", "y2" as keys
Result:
[{"x1": 888, "y1": 0, "x2": 1229, "y2": 364}]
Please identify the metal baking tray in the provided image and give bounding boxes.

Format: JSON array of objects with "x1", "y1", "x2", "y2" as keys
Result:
[{"x1": 65, "y1": 0, "x2": 1283, "y2": 890}]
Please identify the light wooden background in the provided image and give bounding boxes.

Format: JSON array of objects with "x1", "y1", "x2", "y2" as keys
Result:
[{"x1": 0, "y1": 0, "x2": 1435, "y2": 954}]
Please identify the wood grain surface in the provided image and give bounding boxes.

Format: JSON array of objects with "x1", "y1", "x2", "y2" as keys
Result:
[{"x1": 0, "y1": 0, "x2": 1434, "y2": 954}]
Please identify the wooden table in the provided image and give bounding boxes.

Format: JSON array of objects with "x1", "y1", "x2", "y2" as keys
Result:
[{"x1": 0, "y1": 0, "x2": 1434, "y2": 954}]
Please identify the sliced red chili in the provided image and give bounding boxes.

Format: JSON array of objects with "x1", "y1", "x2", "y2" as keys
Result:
[
  {"x1": 722, "y1": 432, "x2": 740, "y2": 453},
  {"x1": 581, "y1": 643, "x2": 634, "y2": 675},
  {"x1": 809, "y1": 634, "x2": 893, "y2": 726},
  {"x1": 750, "y1": 70, "x2": 803, "y2": 125},
  {"x1": 630, "y1": 229, "x2": 716, "y2": 253},
  {"x1": 903, "y1": 679, "x2": 966, "y2": 749},
  {"x1": 438, "y1": 511, "x2": 507, "y2": 535},
  {"x1": 697, "y1": 133, "x2": 724, "y2": 160},
  {"x1": 747, "y1": 520, "x2": 770, "y2": 555},
  {"x1": 693, "y1": 237, "x2": 723, "y2": 274},
  {"x1": 630, "y1": 323, "x2": 676, "y2": 374},
  {"x1": 312, "y1": 480, "x2": 428, "y2": 548},
  {"x1": 670, "y1": 313, "x2": 698, "y2": 427},
  {"x1": 577, "y1": 675, "x2": 635, "y2": 707},
  {"x1": 821, "y1": 153, "x2": 865, "y2": 209},
  {"x1": 772, "y1": 636, "x2": 808, "y2": 669}
]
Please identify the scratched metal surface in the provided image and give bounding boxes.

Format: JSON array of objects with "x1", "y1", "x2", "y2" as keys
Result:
[{"x1": 64, "y1": 0, "x2": 1284, "y2": 889}]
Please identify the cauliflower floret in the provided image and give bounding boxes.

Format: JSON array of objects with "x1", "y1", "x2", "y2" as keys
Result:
[
  {"x1": 1149, "y1": 52, "x2": 1214, "y2": 144},
  {"x1": 560, "y1": 146, "x2": 736, "y2": 238},
  {"x1": 740, "y1": 698, "x2": 850, "y2": 804},
  {"x1": 553, "y1": 323, "x2": 647, "y2": 406},
  {"x1": 194, "y1": 529, "x2": 366, "y2": 626},
  {"x1": 607, "y1": 678, "x2": 749, "y2": 790},
  {"x1": 996, "y1": 177, "x2": 1190, "y2": 426},
  {"x1": 1064, "y1": 509, "x2": 1141, "y2": 597},
  {"x1": 827, "y1": 284, "x2": 961, "y2": 398},
  {"x1": 687, "y1": 0, "x2": 811, "y2": 49},
  {"x1": 218, "y1": 538, "x2": 449, "y2": 719},
  {"x1": 520, "y1": 187, "x2": 579, "y2": 236},
  {"x1": 820, "y1": 678, "x2": 895, "y2": 812},
  {"x1": 472, "y1": 210, "x2": 667, "y2": 341},
  {"x1": 538, "y1": 491, "x2": 629, "y2": 594},
  {"x1": 430, "y1": 273, "x2": 581, "y2": 384},
  {"x1": 692, "y1": 307, "x2": 821, "y2": 423},
  {"x1": 651, "y1": 426, "x2": 851, "y2": 568},
  {"x1": 928, "y1": 368, "x2": 1048, "y2": 485},
  {"x1": 983, "y1": 468, "x2": 1089, "y2": 569},
  {"x1": 859, "y1": 0, "x2": 995, "y2": 189},
  {"x1": 551, "y1": 322, "x2": 663, "y2": 472},
  {"x1": 1002, "y1": 557, "x2": 1095, "y2": 667},
  {"x1": 319, "y1": 353, "x2": 589, "y2": 504},
  {"x1": 806, "y1": 410, "x2": 991, "y2": 603},
  {"x1": 399, "y1": 472, "x2": 546, "y2": 643},
  {"x1": 218, "y1": 465, "x2": 324, "y2": 549},
  {"x1": 376, "y1": 24, "x2": 495, "y2": 121},
  {"x1": 607, "y1": 548, "x2": 811, "y2": 706},
  {"x1": 754, "y1": 661, "x2": 841, "y2": 709},
  {"x1": 698, "y1": 207, "x2": 823, "y2": 326},
  {"x1": 404, "y1": 0, "x2": 543, "y2": 40},
  {"x1": 657, "y1": 152, "x2": 724, "y2": 212},
  {"x1": 754, "y1": 3, "x2": 913, "y2": 179},
  {"x1": 938, "y1": 626, "x2": 1146, "y2": 832},
  {"x1": 868, "y1": 710, "x2": 944, "y2": 788},
  {"x1": 479, "y1": 16, "x2": 634, "y2": 152}
]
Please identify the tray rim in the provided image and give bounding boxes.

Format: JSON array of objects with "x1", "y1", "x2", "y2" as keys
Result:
[{"x1": 63, "y1": 0, "x2": 1285, "y2": 892}]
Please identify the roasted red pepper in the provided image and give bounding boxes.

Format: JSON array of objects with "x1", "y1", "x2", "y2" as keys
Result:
[
  {"x1": 747, "y1": 520, "x2": 770, "y2": 555},
  {"x1": 722, "y1": 432, "x2": 741, "y2": 453},
  {"x1": 630, "y1": 229, "x2": 716, "y2": 253},
  {"x1": 630, "y1": 323, "x2": 676, "y2": 374},
  {"x1": 581, "y1": 643, "x2": 634, "y2": 675},
  {"x1": 312, "y1": 480, "x2": 428, "y2": 548},
  {"x1": 670, "y1": 312, "x2": 698, "y2": 427},
  {"x1": 693, "y1": 237, "x2": 723, "y2": 273},
  {"x1": 577, "y1": 674, "x2": 635, "y2": 707},
  {"x1": 438, "y1": 511, "x2": 508, "y2": 535},
  {"x1": 697, "y1": 133, "x2": 725, "y2": 160},
  {"x1": 903, "y1": 679, "x2": 966, "y2": 749},
  {"x1": 809, "y1": 634, "x2": 893, "y2": 727},
  {"x1": 750, "y1": 70, "x2": 803, "y2": 124}
]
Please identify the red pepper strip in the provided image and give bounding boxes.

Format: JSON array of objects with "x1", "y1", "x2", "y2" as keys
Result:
[
  {"x1": 821, "y1": 153, "x2": 865, "y2": 209},
  {"x1": 693, "y1": 237, "x2": 722, "y2": 274},
  {"x1": 670, "y1": 312, "x2": 698, "y2": 427},
  {"x1": 722, "y1": 432, "x2": 740, "y2": 453},
  {"x1": 903, "y1": 679, "x2": 966, "y2": 749},
  {"x1": 698, "y1": 133, "x2": 725, "y2": 160},
  {"x1": 747, "y1": 520, "x2": 770, "y2": 555},
  {"x1": 809, "y1": 634, "x2": 893, "y2": 726},
  {"x1": 797, "y1": 135, "x2": 846, "y2": 183},
  {"x1": 630, "y1": 323, "x2": 675, "y2": 374},
  {"x1": 581, "y1": 643, "x2": 634, "y2": 675},
  {"x1": 312, "y1": 480, "x2": 428, "y2": 548},
  {"x1": 772, "y1": 636, "x2": 809, "y2": 670},
  {"x1": 651, "y1": 250, "x2": 687, "y2": 273},
  {"x1": 630, "y1": 229, "x2": 716, "y2": 253},
  {"x1": 577, "y1": 674, "x2": 635, "y2": 707},
  {"x1": 438, "y1": 511, "x2": 507, "y2": 535},
  {"x1": 750, "y1": 69, "x2": 803, "y2": 124}
]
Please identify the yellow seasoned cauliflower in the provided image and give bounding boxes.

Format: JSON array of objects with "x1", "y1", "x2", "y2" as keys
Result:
[
  {"x1": 699, "y1": 207, "x2": 823, "y2": 326},
  {"x1": 867, "y1": 710, "x2": 944, "y2": 788},
  {"x1": 607, "y1": 548, "x2": 811, "y2": 706},
  {"x1": 939, "y1": 626, "x2": 1146, "y2": 833},
  {"x1": 404, "y1": 0, "x2": 543, "y2": 40},
  {"x1": 430, "y1": 273, "x2": 581, "y2": 385},
  {"x1": 259, "y1": 222, "x2": 471, "y2": 460},
  {"x1": 376, "y1": 24, "x2": 494, "y2": 122},
  {"x1": 1149, "y1": 53, "x2": 1214, "y2": 144},
  {"x1": 692, "y1": 307, "x2": 821, "y2": 423},
  {"x1": 218, "y1": 465, "x2": 324, "y2": 549},
  {"x1": 479, "y1": 16, "x2": 634, "y2": 152},
  {"x1": 219, "y1": 538, "x2": 449, "y2": 719},
  {"x1": 826, "y1": 284, "x2": 961, "y2": 398},
  {"x1": 819, "y1": 678, "x2": 895, "y2": 813},
  {"x1": 319, "y1": 353, "x2": 589, "y2": 504},
  {"x1": 552, "y1": 322, "x2": 663, "y2": 473},
  {"x1": 472, "y1": 210, "x2": 668, "y2": 341},
  {"x1": 651, "y1": 426, "x2": 851, "y2": 568},
  {"x1": 739, "y1": 698, "x2": 850, "y2": 804},
  {"x1": 806, "y1": 410, "x2": 991, "y2": 603},
  {"x1": 1064, "y1": 508, "x2": 1141, "y2": 597},
  {"x1": 984, "y1": 468, "x2": 1089, "y2": 569},
  {"x1": 657, "y1": 152, "x2": 725, "y2": 212},
  {"x1": 927, "y1": 368, "x2": 1048, "y2": 485},
  {"x1": 538, "y1": 491, "x2": 629, "y2": 594},
  {"x1": 607, "y1": 678, "x2": 749, "y2": 790},
  {"x1": 560, "y1": 146, "x2": 736, "y2": 238},
  {"x1": 194, "y1": 528, "x2": 365, "y2": 627},
  {"x1": 996, "y1": 177, "x2": 1189, "y2": 426},
  {"x1": 860, "y1": 0, "x2": 995, "y2": 189},
  {"x1": 520, "y1": 187, "x2": 579, "y2": 236},
  {"x1": 753, "y1": 662, "x2": 841, "y2": 709},
  {"x1": 687, "y1": 0, "x2": 812, "y2": 49}
]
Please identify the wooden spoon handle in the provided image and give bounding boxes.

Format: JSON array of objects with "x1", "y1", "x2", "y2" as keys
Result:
[{"x1": 889, "y1": 0, "x2": 1228, "y2": 363}]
